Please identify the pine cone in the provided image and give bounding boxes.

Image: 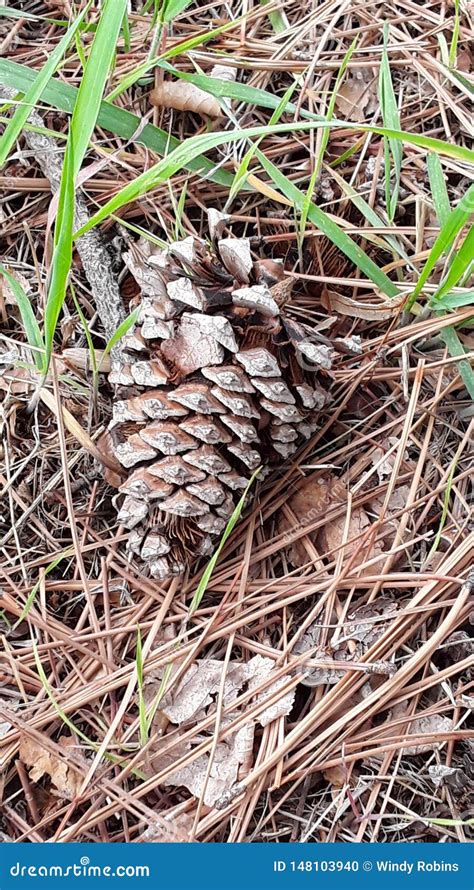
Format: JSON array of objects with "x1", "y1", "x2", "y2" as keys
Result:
[{"x1": 107, "y1": 210, "x2": 331, "y2": 579}]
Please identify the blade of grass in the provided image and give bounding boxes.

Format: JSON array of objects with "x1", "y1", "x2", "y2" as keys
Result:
[
  {"x1": 228, "y1": 79, "x2": 300, "y2": 204},
  {"x1": 299, "y1": 38, "x2": 358, "y2": 248},
  {"x1": 426, "y1": 455, "x2": 459, "y2": 561},
  {"x1": 121, "y1": 6, "x2": 131, "y2": 52},
  {"x1": 161, "y1": 0, "x2": 194, "y2": 22},
  {"x1": 135, "y1": 626, "x2": 148, "y2": 747},
  {"x1": 31, "y1": 638, "x2": 146, "y2": 777},
  {"x1": 67, "y1": 0, "x2": 128, "y2": 180},
  {"x1": 438, "y1": 323, "x2": 474, "y2": 400},
  {"x1": 106, "y1": 16, "x2": 246, "y2": 101},
  {"x1": 449, "y1": 0, "x2": 461, "y2": 68},
  {"x1": 99, "y1": 307, "x2": 140, "y2": 368},
  {"x1": 0, "y1": 5, "x2": 66, "y2": 24},
  {"x1": 43, "y1": 0, "x2": 128, "y2": 371},
  {"x1": 74, "y1": 119, "x2": 473, "y2": 243},
  {"x1": 71, "y1": 284, "x2": 98, "y2": 389},
  {"x1": 431, "y1": 290, "x2": 474, "y2": 310},
  {"x1": 326, "y1": 164, "x2": 412, "y2": 262},
  {"x1": 257, "y1": 148, "x2": 399, "y2": 297},
  {"x1": 0, "y1": 58, "x2": 236, "y2": 188},
  {"x1": 259, "y1": 0, "x2": 288, "y2": 33},
  {"x1": 188, "y1": 469, "x2": 261, "y2": 618},
  {"x1": 13, "y1": 548, "x2": 74, "y2": 628},
  {"x1": 0, "y1": 265, "x2": 45, "y2": 372},
  {"x1": 0, "y1": 3, "x2": 90, "y2": 169},
  {"x1": 427, "y1": 153, "x2": 451, "y2": 226},
  {"x1": 379, "y1": 24, "x2": 402, "y2": 223},
  {"x1": 408, "y1": 182, "x2": 474, "y2": 307},
  {"x1": 43, "y1": 132, "x2": 75, "y2": 371},
  {"x1": 168, "y1": 178, "x2": 188, "y2": 240},
  {"x1": 433, "y1": 225, "x2": 474, "y2": 302}
]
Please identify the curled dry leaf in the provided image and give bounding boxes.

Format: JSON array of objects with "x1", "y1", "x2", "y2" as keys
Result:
[
  {"x1": 320, "y1": 504, "x2": 385, "y2": 577},
  {"x1": 150, "y1": 82, "x2": 221, "y2": 119},
  {"x1": 146, "y1": 654, "x2": 294, "y2": 729},
  {"x1": 278, "y1": 472, "x2": 384, "y2": 574},
  {"x1": 322, "y1": 288, "x2": 406, "y2": 320},
  {"x1": 138, "y1": 813, "x2": 194, "y2": 843},
  {"x1": 151, "y1": 725, "x2": 255, "y2": 808},
  {"x1": 335, "y1": 79, "x2": 371, "y2": 122},
  {"x1": 402, "y1": 715, "x2": 453, "y2": 755},
  {"x1": 143, "y1": 655, "x2": 294, "y2": 806},
  {"x1": 19, "y1": 734, "x2": 85, "y2": 799}
]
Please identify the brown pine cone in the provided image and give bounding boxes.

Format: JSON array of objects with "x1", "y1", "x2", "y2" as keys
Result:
[{"x1": 107, "y1": 210, "x2": 331, "y2": 579}]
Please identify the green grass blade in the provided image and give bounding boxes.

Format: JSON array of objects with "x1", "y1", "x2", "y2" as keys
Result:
[
  {"x1": 427, "y1": 455, "x2": 459, "y2": 561},
  {"x1": 149, "y1": 60, "x2": 324, "y2": 121},
  {"x1": 67, "y1": 0, "x2": 128, "y2": 180},
  {"x1": 259, "y1": 0, "x2": 288, "y2": 33},
  {"x1": 0, "y1": 5, "x2": 66, "y2": 24},
  {"x1": 229, "y1": 79, "x2": 299, "y2": 203},
  {"x1": 0, "y1": 265, "x2": 45, "y2": 371},
  {"x1": 299, "y1": 38, "x2": 358, "y2": 244},
  {"x1": 188, "y1": 469, "x2": 260, "y2": 618},
  {"x1": 327, "y1": 165, "x2": 411, "y2": 262},
  {"x1": 73, "y1": 120, "x2": 473, "y2": 242},
  {"x1": 100, "y1": 308, "x2": 140, "y2": 366},
  {"x1": 427, "y1": 153, "x2": 451, "y2": 226},
  {"x1": 31, "y1": 638, "x2": 146, "y2": 777},
  {"x1": 121, "y1": 6, "x2": 131, "y2": 52},
  {"x1": 433, "y1": 225, "x2": 474, "y2": 301},
  {"x1": 257, "y1": 149, "x2": 399, "y2": 297},
  {"x1": 0, "y1": 4, "x2": 89, "y2": 169},
  {"x1": 43, "y1": 134, "x2": 75, "y2": 370},
  {"x1": 409, "y1": 182, "x2": 474, "y2": 306},
  {"x1": 1, "y1": 59, "x2": 472, "y2": 180},
  {"x1": 161, "y1": 0, "x2": 194, "y2": 22},
  {"x1": 431, "y1": 290, "x2": 474, "y2": 310},
  {"x1": 106, "y1": 17, "x2": 245, "y2": 101},
  {"x1": 0, "y1": 59, "x2": 236, "y2": 188},
  {"x1": 449, "y1": 0, "x2": 461, "y2": 68},
  {"x1": 379, "y1": 24, "x2": 402, "y2": 222},
  {"x1": 135, "y1": 625, "x2": 148, "y2": 747},
  {"x1": 439, "y1": 323, "x2": 474, "y2": 400},
  {"x1": 71, "y1": 285, "x2": 98, "y2": 386},
  {"x1": 13, "y1": 548, "x2": 74, "y2": 628}
]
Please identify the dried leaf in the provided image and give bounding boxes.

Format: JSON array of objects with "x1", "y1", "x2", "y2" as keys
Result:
[
  {"x1": 342, "y1": 598, "x2": 399, "y2": 647},
  {"x1": 320, "y1": 505, "x2": 384, "y2": 577},
  {"x1": 401, "y1": 715, "x2": 453, "y2": 755},
  {"x1": 146, "y1": 655, "x2": 294, "y2": 729},
  {"x1": 155, "y1": 724, "x2": 255, "y2": 807},
  {"x1": 278, "y1": 474, "x2": 346, "y2": 567},
  {"x1": 335, "y1": 74, "x2": 376, "y2": 122},
  {"x1": 150, "y1": 82, "x2": 221, "y2": 119},
  {"x1": 19, "y1": 734, "x2": 84, "y2": 799},
  {"x1": 321, "y1": 288, "x2": 405, "y2": 320}
]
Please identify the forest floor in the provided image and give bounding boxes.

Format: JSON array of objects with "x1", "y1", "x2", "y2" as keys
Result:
[{"x1": 0, "y1": 0, "x2": 473, "y2": 843}]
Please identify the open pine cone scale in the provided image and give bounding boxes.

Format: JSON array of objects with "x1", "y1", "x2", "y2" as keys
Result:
[{"x1": 108, "y1": 210, "x2": 330, "y2": 580}]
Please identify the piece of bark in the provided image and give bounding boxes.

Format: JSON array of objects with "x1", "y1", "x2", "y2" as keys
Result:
[{"x1": 0, "y1": 87, "x2": 126, "y2": 359}]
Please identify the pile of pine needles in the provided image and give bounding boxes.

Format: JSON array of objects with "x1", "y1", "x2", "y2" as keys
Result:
[{"x1": 0, "y1": 0, "x2": 472, "y2": 843}]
